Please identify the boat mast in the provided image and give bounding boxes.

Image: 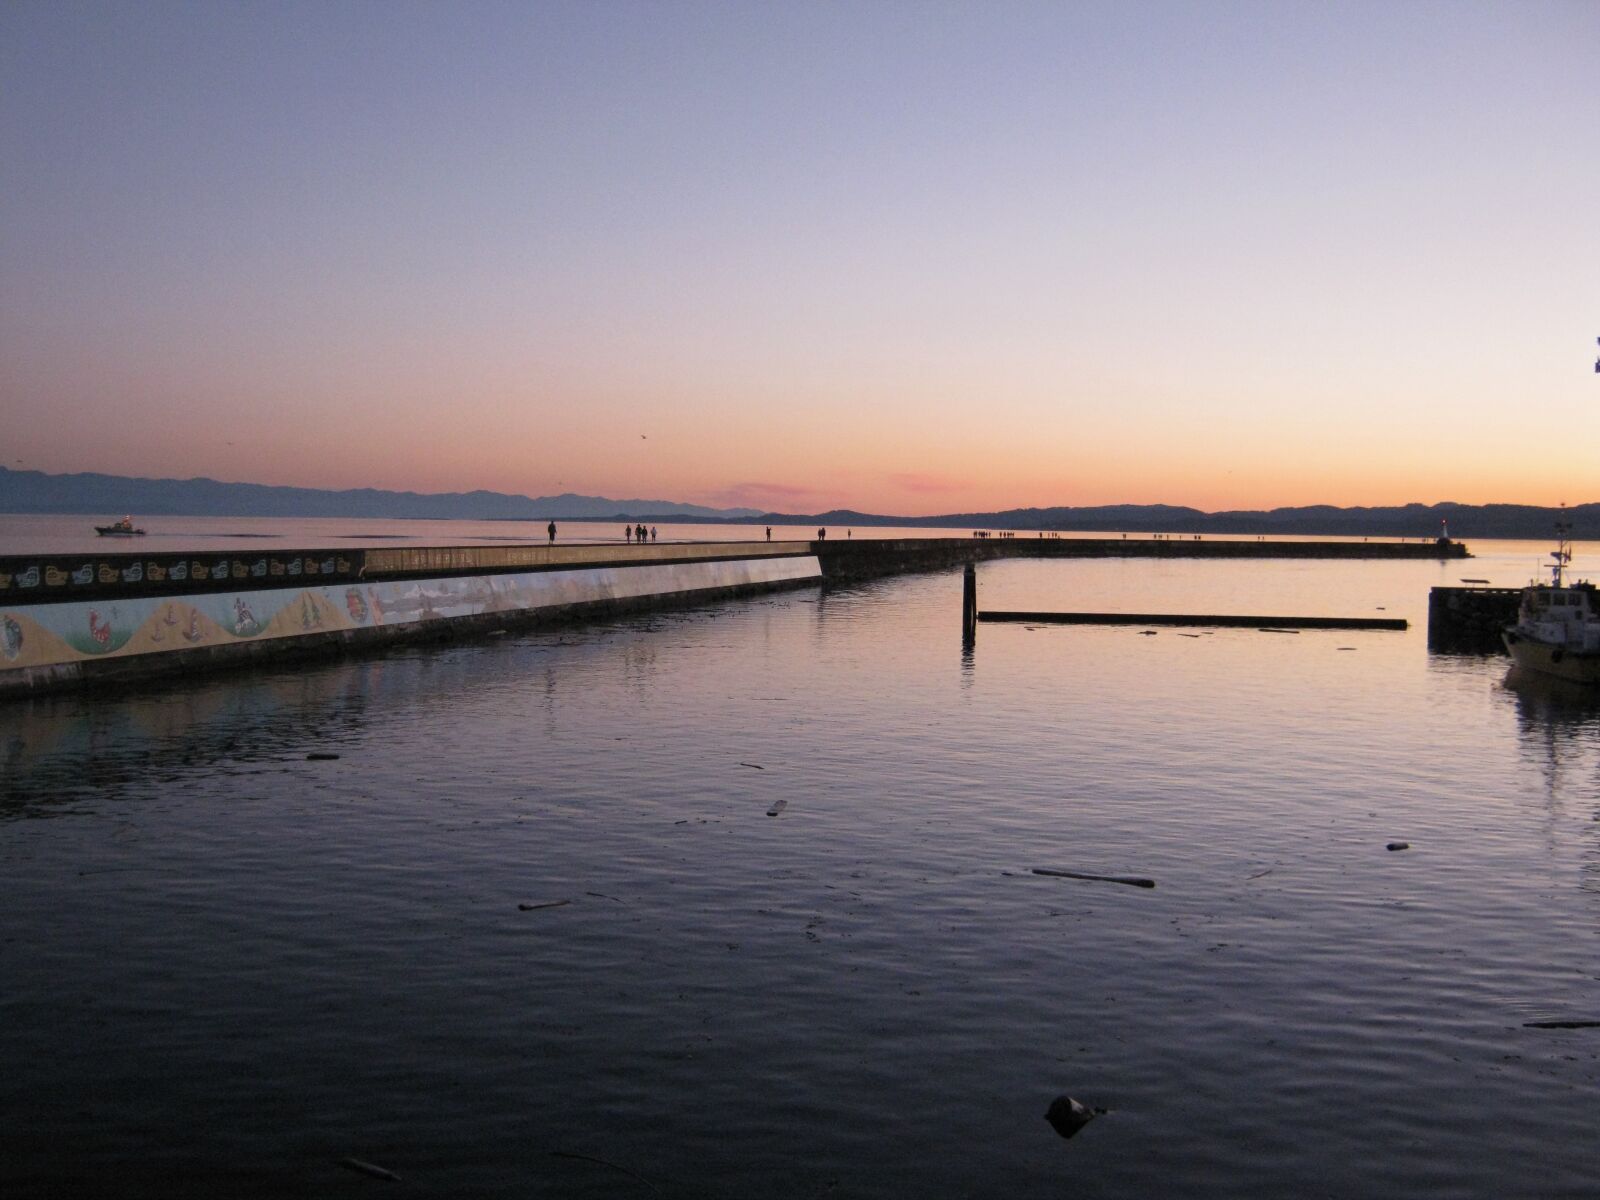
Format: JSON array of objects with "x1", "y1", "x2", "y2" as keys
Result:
[{"x1": 1550, "y1": 518, "x2": 1572, "y2": 587}]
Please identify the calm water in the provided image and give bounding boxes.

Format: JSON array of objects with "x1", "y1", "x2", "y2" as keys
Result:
[
  {"x1": 0, "y1": 513, "x2": 1452, "y2": 557},
  {"x1": 3, "y1": 538, "x2": 1598, "y2": 1197}
]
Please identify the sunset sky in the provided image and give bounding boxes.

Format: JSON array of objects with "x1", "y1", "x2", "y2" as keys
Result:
[{"x1": 3, "y1": 1, "x2": 1596, "y2": 516}]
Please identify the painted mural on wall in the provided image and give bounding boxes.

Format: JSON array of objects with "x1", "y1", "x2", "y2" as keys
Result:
[
  {"x1": 0, "y1": 558, "x2": 821, "y2": 673},
  {"x1": 0, "y1": 553, "x2": 361, "y2": 598}
]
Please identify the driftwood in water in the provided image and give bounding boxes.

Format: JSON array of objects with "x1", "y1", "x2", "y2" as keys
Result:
[
  {"x1": 1523, "y1": 1019, "x2": 1600, "y2": 1029},
  {"x1": 550, "y1": 1150, "x2": 661, "y2": 1192},
  {"x1": 1032, "y1": 867, "x2": 1155, "y2": 889},
  {"x1": 336, "y1": 1157, "x2": 400, "y2": 1181}
]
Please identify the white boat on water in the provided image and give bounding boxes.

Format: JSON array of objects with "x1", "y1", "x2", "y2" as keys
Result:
[
  {"x1": 1502, "y1": 525, "x2": 1600, "y2": 685},
  {"x1": 94, "y1": 515, "x2": 145, "y2": 537}
]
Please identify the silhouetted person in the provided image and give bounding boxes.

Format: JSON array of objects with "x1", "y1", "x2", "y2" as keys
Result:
[
  {"x1": 547, "y1": 521, "x2": 556, "y2": 544},
  {"x1": 766, "y1": 526, "x2": 772, "y2": 541},
  {"x1": 625, "y1": 526, "x2": 632, "y2": 543},
  {"x1": 817, "y1": 528, "x2": 826, "y2": 541},
  {"x1": 651, "y1": 526, "x2": 657, "y2": 542}
]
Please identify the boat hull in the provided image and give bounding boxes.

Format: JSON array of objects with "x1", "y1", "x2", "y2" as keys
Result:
[
  {"x1": 1503, "y1": 631, "x2": 1600, "y2": 685},
  {"x1": 94, "y1": 528, "x2": 145, "y2": 537}
]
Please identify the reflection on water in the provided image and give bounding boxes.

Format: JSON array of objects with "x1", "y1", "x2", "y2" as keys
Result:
[
  {"x1": 2, "y1": 559, "x2": 1598, "y2": 1198},
  {"x1": 1504, "y1": 669, "x2": 1600, "y2": 863}
]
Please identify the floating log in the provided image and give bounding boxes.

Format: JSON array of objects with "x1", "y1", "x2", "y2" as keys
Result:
[
  {"x1": 1033, "y1": 867, "x2": 1155, "y2": 889},
  {"x1": 1523, "y1": 1019, "x2": 1600, "y2": 1029},
  {"x1": 983, "y1": 611, "x2": 1407, "y2": 630},
  {"x1": 336, "y1": 1157, "x2": 400, "y2": 1182}
]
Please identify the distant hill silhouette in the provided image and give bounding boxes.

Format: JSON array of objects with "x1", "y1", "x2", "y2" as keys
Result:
[
  {"x1": 0, "y1": 466, "x2": 762, "y2": 521},
  {"x1": 752, "y1": 501, "x2": 1600, "y2": 539},
  {"x1": 1, "y1": 467, "x2": 1591, "y2": 538}
]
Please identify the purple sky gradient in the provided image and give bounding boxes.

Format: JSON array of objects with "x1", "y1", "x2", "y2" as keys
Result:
[{"x1": 3, "y1": 1, "x2": 1596, "y2": 513}]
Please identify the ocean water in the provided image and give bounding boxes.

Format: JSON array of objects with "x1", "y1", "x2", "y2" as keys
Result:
[
  {"x1": 2, "y1": 540, "x2": 1597, "y2": 1198},
  {"x1": 0, "y1": 512, "x2": 1459, "y2": 558}
]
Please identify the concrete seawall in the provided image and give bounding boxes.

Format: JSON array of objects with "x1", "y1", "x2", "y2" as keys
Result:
[
  {"x1": 0, "y1": 534, "x2": 1474, "y2": 696},
  {"x1": 1427, "y1": 585, "x2": 1520, "y2": 652},
  {"x1": 0, "y1": 544, "x2": 819, "y2": 697},
  {"x1": 811, "y1": 536, "x2": 1468, "y2": 580}
]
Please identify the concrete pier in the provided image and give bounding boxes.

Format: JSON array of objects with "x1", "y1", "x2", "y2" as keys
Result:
[
  {"x1": 811, "y1": 536, "x2": 1468, "y2": 580},
  {"x1": 0, "y1": 534, "x2": 1477, "y2": 696},
  {"x1": 0, "y1": 542, "x2": 819, "y2": 697}
]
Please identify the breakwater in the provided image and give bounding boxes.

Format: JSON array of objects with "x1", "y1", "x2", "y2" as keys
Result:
[
  {"x1": 812, "y1": 535, "x2": 1467, "y2": 580},
  {"x1": 0, "y1": 534, "x2": 1472, "y2": 696},
  {"x1": 0, "y1": 542, "x2": 818, "y2": 696}
]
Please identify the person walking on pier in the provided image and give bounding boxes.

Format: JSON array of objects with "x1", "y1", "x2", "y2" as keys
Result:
[
  {"x1": 547, "y1": 521, "x2": 556, "y2": 544},
  {"x1": 651, "y1": 526, "x2": 657, "y2": 542},
  {"x1": 624, "y1": 526, "x2": 632, "y2": 543}
]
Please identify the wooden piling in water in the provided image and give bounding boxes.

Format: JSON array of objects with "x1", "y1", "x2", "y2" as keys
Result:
[{"x1": 962, "y1": 563, "x2": 977, "y2": 640}]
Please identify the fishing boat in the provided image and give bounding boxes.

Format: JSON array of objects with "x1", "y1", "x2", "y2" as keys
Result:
[
  {"x1": 1502, "y1": 524, "x2": 1600, "y2": 685},
  {"x1": 94, "y1": 516, "x2": 146, "y2": 537}
]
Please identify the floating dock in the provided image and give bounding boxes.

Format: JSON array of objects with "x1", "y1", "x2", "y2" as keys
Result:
[{"x1": 980, "y1": 611, "x2": 1408, "y2": 630}]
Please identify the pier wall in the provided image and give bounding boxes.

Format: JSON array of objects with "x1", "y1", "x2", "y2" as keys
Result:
[
  {"x1": 812, "y1": 536, "x2": 1468, "y2": 580},
  {"x1": 0, "y1": 550, "x2": 819, "y2": 696},
  {"x1": 0, "y1": 533, "x2": 1477, "y2": 696},
  {"x1": 1427, "y1": 586, "x2": 1519, "y2": 652}
]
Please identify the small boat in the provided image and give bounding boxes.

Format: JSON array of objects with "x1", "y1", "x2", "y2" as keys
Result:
[
  {"x1": 1502, "y1": 523, "x2": 1600, "y2": 685},
  {"x1": 94, "y1": 515, "x2": 146, "y2": 537}
]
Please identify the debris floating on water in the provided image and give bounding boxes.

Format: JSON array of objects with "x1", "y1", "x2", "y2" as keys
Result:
[
  {"x1": 518, "y1": 899, "x2": 571, "y2": 911},
  {"x1": 306, "y1": 752, "x2": 340, "y2": 761},
  {"x1": 738, "y1": 762, "x2": 765, "y2": 770},
  {"x1": 1045, "y1": 1095, "x2": 1104, "y2": 1140},
  {"x1": 1386, "y1": 842, "x2": 1410, "y2": 852},
  {"x1": 550, "y1": 1150, "x2": 661, "y2": 1191},
  {"x1": 1523, "y1": 1019, "x2": 1600, "y2": 1029},
  {"x1": 767, "y1": 799, "x2": 788, "y2": 817},
  {"x1": 336, "y1": 1157, "x2": 400, "y2": 1181},
  {"x1": 1033, "y1": 867, "x2": 1155, "y2": 889}
]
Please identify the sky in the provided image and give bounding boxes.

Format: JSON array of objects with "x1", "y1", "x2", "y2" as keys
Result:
[{"x1": 2, "y1": 1, "x2": 1597, "y2": 516}]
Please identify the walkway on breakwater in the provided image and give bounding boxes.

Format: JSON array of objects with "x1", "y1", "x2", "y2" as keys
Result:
[
  {"x1": 0, "y1": 535, "x2": 1470, "y2": 696},
  {"x1": 0, "y1": 541, "x2": 819, "y2": 697},
  {"x1": 812, "y1": 536, "x2": 1468, "y2": 581}
]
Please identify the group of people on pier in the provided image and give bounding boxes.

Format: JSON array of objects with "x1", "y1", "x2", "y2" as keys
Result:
[{"x1": 624, "y1": 524, "x2": 657, "y2": 544}]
